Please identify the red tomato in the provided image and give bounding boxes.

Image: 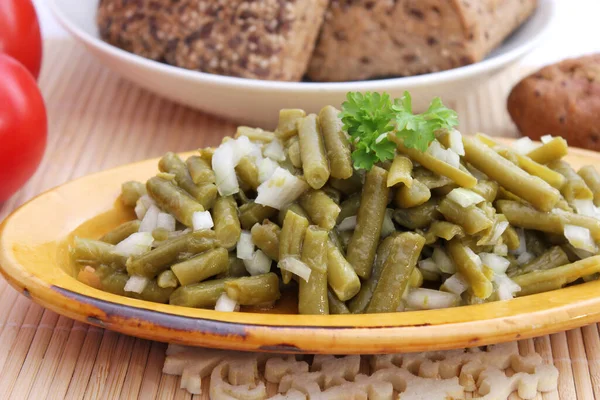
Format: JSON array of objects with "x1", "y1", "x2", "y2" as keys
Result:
[
  {"x1": 0, "y1": 0, "x2": 42, "y2": 79},
  {"x1": 0, "y1": 54, "x2": 47, "y2": 202}
]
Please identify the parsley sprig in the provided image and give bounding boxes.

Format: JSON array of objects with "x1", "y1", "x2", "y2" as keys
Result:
[{"x1": 340, "y1": 91, "x2": 458, "y2": 170}]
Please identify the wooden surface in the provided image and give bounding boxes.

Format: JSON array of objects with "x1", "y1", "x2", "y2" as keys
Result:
[{"x1": 0, "y1": 39, "x2": 598, "y2": 399}]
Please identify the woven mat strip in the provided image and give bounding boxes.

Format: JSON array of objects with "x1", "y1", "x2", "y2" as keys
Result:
[{"x1": 0, "y1": 39, "x2": 597, "y2": 400}]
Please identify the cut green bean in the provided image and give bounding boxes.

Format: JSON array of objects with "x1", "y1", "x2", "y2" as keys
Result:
[
  {"x1": 548, "y1": 160, "x2": 593, "y2": 203},
  {"x1": 319, "y1": 105, "x2": 353, "y2": 179},
  {"x1": 328, "y1": 291, "x2": 350, "y2": 314},
  {"x1": 146, "y1": 177, "x2": 204, "y2": 227},
  {"x1": 286, "y1": 136, "x2": 302, "y2": 168},
  {"x1": 251, "y1": 221, "x2": 280, "y2": 261},
  {"x1": 412, "y1": 167, "x2": 452, "y2": 189},
  {"x1": 99, "y1": 220, "x2": 141, "y2": 245},
  {"x1": 299, "y1": 190, "x2": 341, "y2": 230},
  {"x1": 390, "y1": 136, "x2": 477, "y2": 188},
  {"x1": 393, "y1": 199, "x2": 441, "y2": 230},
  {"x1": 170, "y1": 247, "x2": 229, "y2": 285},
  {"x1": 527, "y1": 137, "x2": 568, "y2": 165},
  {"x1": 347, "y1": 166, "x2": 390, "y2": 279},
  {"x1": 424, "y1": 221, "x2": 465, "y2": 244},
  {"x1": 321, "y1": 185, "x2": 342, "y2": 204},
  {"x1": 299, "y1": 226, "x2": 329, "y2": 315},
  {"x1": 447, "y1": 238, "x2": 493, "y2": 299},
  {"x1": 216, "y1": 255, "x2": 249, "y2": 279},
  {"x1": 129, "y1": 279, "x2": 175, "y2": 303},
  {"x1": 329, "y1": 172, "x2": 363, "y2": 196},
  {"x1": 366, "y1": 232, "x2": 425, "y2": 313},
  {"x1": 461, "y1": 136, "x2": 560, "y2": 211},
  {"x1": 225, "y1": 273, "x2": 281, "y2": 306},
  {"x1": 508, "y1": 246, "x2": 569, "y2": 277},
  {"x1": 337, "y1": 194, "x2": 360, "y2": 224},
  {"x1": 298, "y1": 114, "x2": 330, "y2": 189},
  {"x1": 126, "y1": 230, "x2": 218, "y2": 278},
  {"x1": 157, "y1": 270, "x2": 179, "y2": 288},
  {"x1": 578, "y1": 165, "x2": 600, "y2": 206},
  {"x1": 497, "y1": 200, "x2": 600, "y2": 240},
  {"x1": 235, "y1": 157, "x2": 260, "y2": 191},
  {"x1": 277, "y1": 203, "x2": 309, "y2": 226},
  {"x1": 120, "y1": 181, "x2": 147, "y2": 207},
  {"x1": 387, "y1": 155, "x2": 413, "y2": 187},
  {"x1": 278, "y1": 210, "x2": 310, "y2": 284},
  {"x1": 275, "y1": 109, "x2": 306, "y2": 141},
  {"x1": 471, "y1": 180, "x2": 498, "y2": 202},
  {"x1": 169, "y1": 279, "x2": 230, "y2": 308},
  {"x1": 347, "y1": 234, "x2": 397, "y2": 313},
  {"x1": 514, "y1": 255, "x2": 600, "y2": 296},
  {"x1": 235, "y1": 126, "x2": 275, "y2": 142},
  {"x1": 186, "y1": 155, "x2": 215, "y2": 185},
  {"x1": 100, "y1": 271, "x2": 129, "y2": 296},
  {"x1": 212, "y1": 196, "x2": 242, "y2": 249},
  {"x1": 326, "y1": 242, "x2": 361, "y2": 301},
  {"x1": 438, "y1": 198, "x2": 494, "y2": 235},
  {"x1": 394, "y1": 179, "x2": 431, "y2": 208},
  {"x1": 239, "y1": 202, "x2": 277, "y2": 231},
  {"x1": 71, "y1": 237, "x2": 127, "y2": 267},
  {"x1": 159, "y1": 152, "x2": 216, "y2": 207}
]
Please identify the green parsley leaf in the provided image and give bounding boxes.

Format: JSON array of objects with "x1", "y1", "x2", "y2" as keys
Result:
[{"x1": 340, "y1": 91, "x2": 459, "y2": 170}]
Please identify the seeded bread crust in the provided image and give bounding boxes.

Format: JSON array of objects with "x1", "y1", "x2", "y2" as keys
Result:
[
  {"x1": 307, "y1": 0, "x2": 538, "y2": 82},
  {"x1": 97, "y1": 0, "x2": 328, "y2": 81},
  {"x1": 507, "y1": 54, "x2": 600, "y2": 151}
]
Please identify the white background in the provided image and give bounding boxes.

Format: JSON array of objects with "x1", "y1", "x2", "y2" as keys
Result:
[{"x1": 33, "y1": 0, "x2": 600, "y2": 69}]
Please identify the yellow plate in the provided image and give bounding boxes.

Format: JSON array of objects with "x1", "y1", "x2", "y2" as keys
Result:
[{"x1": 2, "y1": 144, "x2": 600, "y2": 354}]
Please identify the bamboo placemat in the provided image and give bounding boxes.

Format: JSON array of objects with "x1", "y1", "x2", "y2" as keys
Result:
[{"x1": 0, "y1": 39, "x2": 599, "y2": 400}]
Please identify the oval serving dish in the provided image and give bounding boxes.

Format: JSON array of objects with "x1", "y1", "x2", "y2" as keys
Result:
[{"x1": 1, "y1": 142, "x2": 600, "y2": 355}]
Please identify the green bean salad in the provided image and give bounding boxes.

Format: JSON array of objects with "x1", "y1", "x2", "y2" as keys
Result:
[{"x1": 72, "y1": 92, "x2": 600, "y2": 314}]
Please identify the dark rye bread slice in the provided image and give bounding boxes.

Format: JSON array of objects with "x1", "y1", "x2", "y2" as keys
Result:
[
  {"x1": 307, "y1": 0, "x2": 538, "y2": 82},
  {"x1": 508, "y1": 54, "x2": 600, "y2": 151},
  {"x1": 97, "y1": 0, "x2": 328, "y2": 81}
]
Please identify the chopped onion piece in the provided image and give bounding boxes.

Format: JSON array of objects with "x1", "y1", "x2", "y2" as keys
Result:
[
  {"x1": 564, "y1": 224, "x2": 597, "y2": 253},
  {"x1": 541, "y1": 135, "x2": 554, "y2": 144},
  {"x1": 157, "y1": 212, "x2": 176, "y2": 232},
  {"x1": 381, "y1": 209, "x2": 395, "y2": 238},
  {"x1": 212, "y1": 141, "x2": 239, "y2": 196},
  {"x1": 493, "y1": 244, "x2": 508, "y2": 256},
  {"x1": 124, "y1": 275, "x2": 149, "y2": 294},
  {"x1": 448, "y1": 129, "x2": 465, "y2": 156},
  {"x1": 192, "y1": 211, "x2": 214, "y2": 231},
  {"x1": 140, "y1": 194, "x2": 156, "y2": 209},
  {"x1": 427, "y1": 140, "x2": 461, "y2": 169},
  {"x1": 405, "y1": 288, "x2": 460, "y2": 310},
  {"x1": 134, "y1": 201, "x2": 147, "y2": 220},
  {"x1": 245, "y1": 140, "x2": 264, "y2": 163},
  {"x1": 258, "y1": 157, "x2": 279, "y2": 183},
  {"x1": 113, "y1": 232, "x2": 154, "y2": 257},
  {"x1": 488, "y1": 221, "x2": 509, "y2": 244},
  {"x1": 215, "y1": 293, "x2": 238, "y2": 312},
  {"x1": 432, "y1": 247, "x2": 456, "y2": 274},
  {"x1": 263, "y1": 139, "x2": 286, "y2": 162},
  {"x1": 479, "y1": 252, "x2": 510, "y2": 275},
  {"x1": 510, "y1": 228, "x2": 527, "y2": 256},
  {"x1": 232, "y1": 135, "x2": 253, "y2": 163},
  {"x1": 572, "y1": 199, "x2": 600, "y2": 219},
  {"x1": 337, "y1": 216, "x2": 357, "y2": 231},
  {"x1": 442, "y1": 273, "x2": 469, "y2": 295},
  {"x1": 512, "y1": 137, "x2": 539, "y2": 154},
  {"x1": 237, "y1": 232, "x2": 255, "y2": 260},
  {"x1": 418, "y1": 258, "x2": 439, "y2": 274},
  {"x1": 572, "y1": 246, "x2": 595, "y2": 260},
  {"x1": 447, "y1": 188, "x2": 485, "y2": 208},
  {"x1": 255, "y1": 167, "x2": 309, "y2": 209},
  {"x1": 139, "y1": 204, "x2": 160, "y2": 232},
  {"x1": 244, "y1": 249, "x2": 272, "y2": 276},
  {"x1": 516, "y1": 251, "x2": 535, "y2": 265},
  {"x1": 278, "y1": 257, "x2": 311, "y2": 282},
  {"x1": 494, "y1": 274, "x2": 521, "y2": 301}
]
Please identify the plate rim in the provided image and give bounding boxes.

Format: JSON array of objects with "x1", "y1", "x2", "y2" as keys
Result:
[
  {"x1": 2, "y1": 139, "x2": 600, "y2": 353},
  {"x1": 46, "y1": 0, "x2": 556, "y2": 93}
]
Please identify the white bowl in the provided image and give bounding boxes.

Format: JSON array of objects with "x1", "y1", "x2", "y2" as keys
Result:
[{"x1": 48, "y1": 0, "x2": 555, "y2": 127}]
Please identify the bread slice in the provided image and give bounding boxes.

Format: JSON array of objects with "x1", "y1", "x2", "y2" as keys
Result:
[
  {"x1": 307, "y1": 0, "x2": 538, "y2": 82},
  {"x1": 97, "y1": 0, "x2": 329, "y2": 81}
]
